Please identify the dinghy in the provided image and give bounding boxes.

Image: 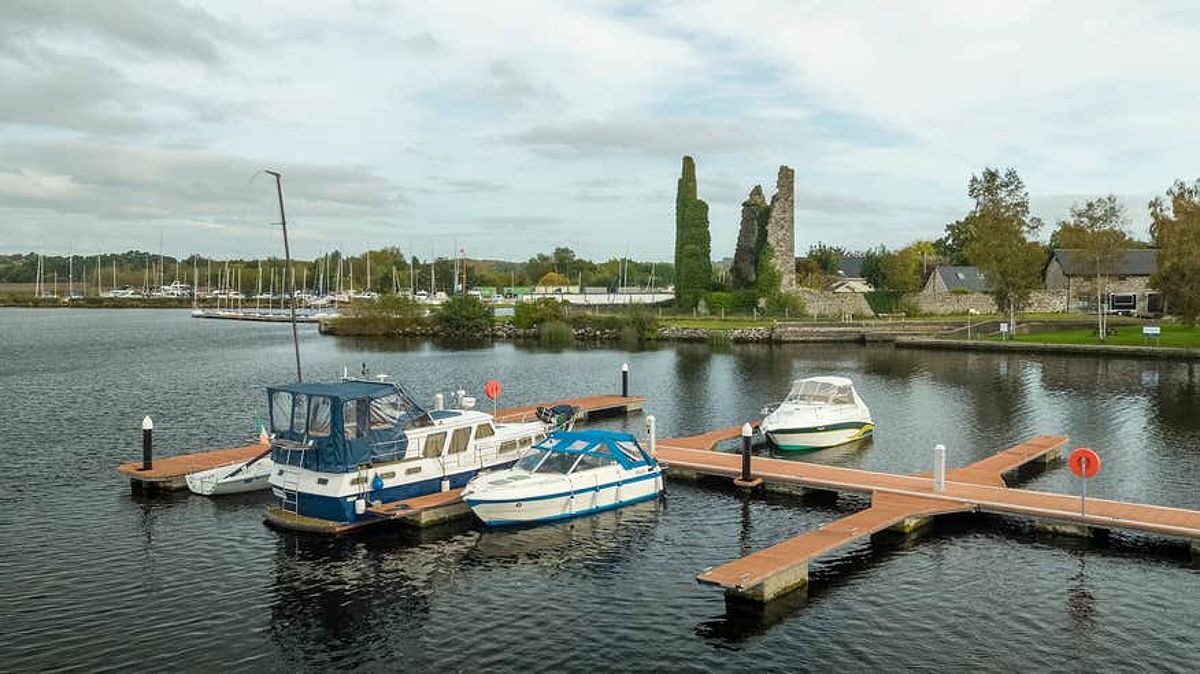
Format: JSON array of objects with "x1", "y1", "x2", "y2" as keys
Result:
[{"x1": 186, "y1": 426, "x2": 274, "y2": 496}]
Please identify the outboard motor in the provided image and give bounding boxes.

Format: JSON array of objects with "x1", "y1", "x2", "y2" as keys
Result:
[{"x1": 536, "y1": 404, "x2": 581, "y2": 429}]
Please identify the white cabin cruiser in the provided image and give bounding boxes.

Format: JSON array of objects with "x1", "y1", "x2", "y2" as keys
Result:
[
  {"x1": 761, "y1": 376, "x2": 873, "y2": 452},
  {"x1": 462, "y1": 429, "x2": 662, "y2": 526},
  {"x1": 266, "y1": 380, "x2": 549, "y2": 524}
]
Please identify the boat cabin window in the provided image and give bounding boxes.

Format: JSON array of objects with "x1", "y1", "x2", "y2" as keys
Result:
[
  {"x1": 423, "y1": 431, "x2": 447, "y2": 458},
  {"x1": 573, "y1": 452, "x2": 616, "y2": 471},
  {"x1": 474, "y1": 423, "x2": 495, "y2": 439},
  {"x1": 370, "y1": 394, "x2": 404, "y2": 430},
  {"x1": 788, "y1": 381, "x2": 854, "y2": 405},
  {"x1": 448, "y1": 427, "x2": 471, "y2": 454},
  {"x1": 344, "y1": 399, "x2": 368, "y2": 439},
  {"x1": 292, "y1": 394, "x2": 308, "y2": 434},
  {"x1": 308, "y1": 396, "x2": 332, "y2": 437},
  {"x1": 614, "y1": 441, "x2": 643, "y2": 463},
  {"x1": 515, "y1": 449, "x2": 548, "y2": 472},
  {"x1": 271, "y1": 392, "x2": 291, "y2": 432},
  {"x1": 535, "y1": 451, "x2": 580, "y2": 475}
]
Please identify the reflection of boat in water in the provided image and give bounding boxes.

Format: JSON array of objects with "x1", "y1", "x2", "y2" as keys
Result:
[
  {"x1": 470, "y1": 497, "x2": 661, "y2": 562},
  {"x1": 762, "y1": 376, "x2": 873, "y2": 452},
  {"x1": 463, "y1": 430, "x2": 662, "y2": 526},
  {"x1": 267, "y1": 379, "x2": 548, "y2": 524}
]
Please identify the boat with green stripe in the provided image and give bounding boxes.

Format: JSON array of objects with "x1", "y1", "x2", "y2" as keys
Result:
[{"x1": 762, "y1": 376, "x2": 874, "y2": 452}]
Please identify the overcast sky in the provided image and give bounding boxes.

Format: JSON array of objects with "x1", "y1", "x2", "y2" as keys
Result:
[{"x1": 2, "y1": 1, "x2": 1197, "y2": 261}]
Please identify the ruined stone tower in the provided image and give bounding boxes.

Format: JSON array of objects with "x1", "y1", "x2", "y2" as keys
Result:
[{"x1": 765, "y1": 165, "x2": 795, "y2": 291}]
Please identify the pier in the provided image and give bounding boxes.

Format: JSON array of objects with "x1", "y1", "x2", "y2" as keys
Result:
[
  {"x1": 655, "y1": 429, "x2": 1200, "y2": 603},
  {"x1": 115, "y1": 394, "x2": 645, "y2": 493}
]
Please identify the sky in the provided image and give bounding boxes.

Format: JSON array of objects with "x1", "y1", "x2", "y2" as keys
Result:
[{"x1": 2, "y1": 1, "x2": 1198, "y2": 262}]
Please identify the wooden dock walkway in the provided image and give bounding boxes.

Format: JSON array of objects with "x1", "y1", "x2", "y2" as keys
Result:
[
  {"x1": 264, "y1": 489, "x2": 469, "y2": 535},
  {"x1": 657, "y1": 429, "x2": 1200, "y2": 602},
  {"x1": 116, "y1": 394, "x2": 644, "y2": 492}
]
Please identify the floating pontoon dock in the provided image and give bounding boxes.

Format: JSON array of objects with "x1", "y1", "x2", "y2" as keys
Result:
[
  {"x1": 654, "y1": 429, "x2": 1200, "y2": 602},
  {"x1": 115, "y1": 394, "x2": 645, "y2": 493}
]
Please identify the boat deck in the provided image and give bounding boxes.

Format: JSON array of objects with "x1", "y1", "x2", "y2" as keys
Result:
[
  {"x1": 116, "y1": 395, "x2": 644, "y2": 492},
  {"x1": 657, "y1": 430, "x2": 1200, "y2": 602}
]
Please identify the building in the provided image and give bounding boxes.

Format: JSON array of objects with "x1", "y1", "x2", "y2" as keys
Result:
[
  {"x1": 1043, "y1": 249, "x2": 1160, "y2": 315},
  {"x1": 924, "y1": 265, "x2": 987, "y2": 293}
]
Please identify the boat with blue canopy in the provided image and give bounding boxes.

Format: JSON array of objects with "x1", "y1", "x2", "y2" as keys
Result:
[
  {"x1": 266, "y1": 379, "x2": 548, "y2": 524},
  {"x1": 462, "y1": 429, "x2": 663, "y2": 526}
]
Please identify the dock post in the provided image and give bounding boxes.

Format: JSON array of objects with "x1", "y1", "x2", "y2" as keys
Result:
[
  {"x1": 933, "y1": 443, "x2": 946, "y2": 492},
  {"x1": 140, "y1": 416, "x2": 154, "y2": 471},
  {"x1": 734, "y1": 423, "x2": 762, "y2": 489},
  {"x1": 646, "y1": 415, "x2": 657, "y2": 456},
  {"x1": 434, "y1": 393, "x2": 445, "y2": 411},
  {"x1": 621, "y1": 362, "x2": 629, "y2": 398}
]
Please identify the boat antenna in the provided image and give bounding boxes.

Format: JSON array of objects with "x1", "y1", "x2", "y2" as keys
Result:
[{"x1": 264, "y1": 169, "x2": 303, "y2": 382}]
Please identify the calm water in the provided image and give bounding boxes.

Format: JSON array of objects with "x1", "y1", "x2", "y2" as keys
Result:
[{"x1": 1, "y1": 309, "x2": 1197, "y2": 672}]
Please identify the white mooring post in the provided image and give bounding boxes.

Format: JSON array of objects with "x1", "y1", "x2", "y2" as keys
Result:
[
  {"x1": 434, "y1": 393, "x2": 445, "y2": 411},
  {"x1": 646, "y1": 415, "x2": 657, "y2": 456},
  {"x1": 933, "y1": 443, "x2": 946, "y2": 492}
]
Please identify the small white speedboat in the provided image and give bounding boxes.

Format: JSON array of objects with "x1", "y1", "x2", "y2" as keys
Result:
[
  {"x1": 462, "y1": 429, "x2": 662, "y2": 526},
  {"x1": 761, "y1": 376, "x2": 873, "y2": 452},
  {"x1": 186, "y1": 451, "x2": 274, "y2": 495}
]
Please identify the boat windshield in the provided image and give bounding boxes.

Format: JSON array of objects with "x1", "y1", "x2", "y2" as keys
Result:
[
  {"x1": 786, "y1": 380, "x2": 855, "y2": 405},
  {"x1": 513, "y1": 448, "x2": 580, "y2": 474}
]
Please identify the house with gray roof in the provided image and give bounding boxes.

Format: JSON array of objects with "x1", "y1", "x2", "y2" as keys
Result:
[
  {"x1": 1044, "y1": 249, "x2": 1161, "y2": 315},
  {"x1": 924, "y1": 265, "x2": 988, "y2": 293}
]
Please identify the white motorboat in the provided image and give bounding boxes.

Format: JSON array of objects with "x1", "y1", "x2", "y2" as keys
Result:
[
  {"x1": 761, "y1": 376, "x2": 873, "y2": 452},
  {"x1": 185, "y1": 452, "x2": 274, "y2": 495},
  {"x1": 186, "y1": 429, "x2": 274, "y2": 495},
  {"x1": 462, "y1": 429, "x2": 663, "y2": 526}
]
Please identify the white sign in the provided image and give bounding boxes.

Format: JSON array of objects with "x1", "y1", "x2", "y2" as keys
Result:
[
  {"x1": 1143, "y1": 326, "x2": 1161, "y2": 336},
  {"x1": 999, "y1": 322, "x2": 1010, "y2": 333}
]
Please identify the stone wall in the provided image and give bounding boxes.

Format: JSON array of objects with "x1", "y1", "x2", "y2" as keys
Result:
[
  {"x1": 911, "y1": 289, "x2": 1069, "y2": 315},
  {"x1": 765, "y1": 166, "x2": 796, "y2": 291},
  {"x1": 796, "y1": 288, "x2": 873, "y2": 318}
]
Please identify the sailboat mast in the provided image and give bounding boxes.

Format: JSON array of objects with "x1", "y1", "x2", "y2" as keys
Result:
[{"x1": 265, "y1": 170, "x2": 303, "y2": 383}]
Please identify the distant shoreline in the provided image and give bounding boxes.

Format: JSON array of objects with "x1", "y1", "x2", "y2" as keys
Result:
[{"x1": 895, "y1": 336, "x2": 1200, "y2": 360}]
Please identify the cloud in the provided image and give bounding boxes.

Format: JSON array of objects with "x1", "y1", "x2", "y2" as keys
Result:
[{"x1": 510, "y1": 117, "x2": 764, "y2": 156}]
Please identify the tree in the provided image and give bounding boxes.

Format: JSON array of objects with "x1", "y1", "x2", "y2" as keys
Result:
[
  {"x1": 807, "y1": 243, "x2": 844, "y2": 274},
  {"x1": 536, "y1": 271, "x2": 570, "y2": 287},
  {"x1": 958, "y1": 168, "x2": 1044, "y2": 330},
  {"x1": 1149, "y1": 179, "x2": 1200, "y2": 324},
  {"x1": 938, "y1": 167, "x2": 1041, "y2": 264},
  {"x1": 673, "y1": 156, "x2": 712, "y2": 309},
  {"x1": 1052, "y1": 195, "x2": 1129, "y2": 339},
  {"x1": 436, "y1": 295, "x2": 494, "y2": 337}
]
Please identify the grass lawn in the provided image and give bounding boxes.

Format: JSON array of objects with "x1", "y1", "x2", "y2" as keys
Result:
[{"x1": 1004, "y1": 324, "x2": 1200, "y2": 349}]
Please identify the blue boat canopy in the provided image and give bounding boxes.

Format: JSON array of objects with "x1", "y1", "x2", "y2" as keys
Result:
[
  {"x1": 268, "y1": 380, "x2": 428, "y2": 473},
  {"x1": 530, "y1": 429, "x2": 656, "y2": 470}
]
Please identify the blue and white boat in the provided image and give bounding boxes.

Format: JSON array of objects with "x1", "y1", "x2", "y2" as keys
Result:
[
  {"x1": 266, "y1": 380, "x2": 548, "y2": 524},
  {"x1": 462, "y1": 429, "x2": 663, "y2": 526}
]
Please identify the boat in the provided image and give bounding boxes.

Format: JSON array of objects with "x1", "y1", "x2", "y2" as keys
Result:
[
  {"x1": 186, "y1": 428, "x2": 274, "y2": 495},
  {"x1": 267, "y1": 379, "x2": 550, "y2": 524},
  {"x1": 462, "y1": 429, "x2": 663, "y2": 526},
  {"x1": 761, "y1": 376, "x2": 873, "y2": 451}
]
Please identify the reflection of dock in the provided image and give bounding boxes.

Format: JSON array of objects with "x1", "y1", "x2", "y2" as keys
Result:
[
  {"x1": 114, "y1": 395, "x2": 645, "y2": 493},
  {"x1": 657, "y1": 430, "x2": 1200, "y2": 603}
]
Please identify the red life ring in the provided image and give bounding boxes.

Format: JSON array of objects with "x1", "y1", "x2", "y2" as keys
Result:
[{"x1": 1068, "y1": 448, "x2": 1101, "y2": 478}]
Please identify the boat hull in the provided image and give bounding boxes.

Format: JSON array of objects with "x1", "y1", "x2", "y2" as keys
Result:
[
  {"x1": 186, "y1": 460, "x2": 275, "y2": 495},
  {"x1": 766, "y1": 422, "x2": 873, "y2": 452},
  {"x1": 465, "y1": 471, "x2": 662, "y2": 526}
]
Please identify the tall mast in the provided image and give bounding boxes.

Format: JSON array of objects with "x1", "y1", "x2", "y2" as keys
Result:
[{"x1": 265, "y1": 170, "x2": 303, "y2": 383}]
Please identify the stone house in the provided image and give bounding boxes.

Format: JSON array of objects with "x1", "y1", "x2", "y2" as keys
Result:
[
  {"x1": 1043, "y1": 249, "x2": 1160, "y2": 315},
  {"x1": 923, "y1": 265, "x2": 987, "y2": 293}
]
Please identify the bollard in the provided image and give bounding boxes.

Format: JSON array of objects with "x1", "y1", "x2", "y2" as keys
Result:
[
  {"x1": 740, "y1": 422, "x2": 753, "y2": 482},
  {"x1": 933, "y1": 443, "x2": 946, "y2": 492},
  {"x1": 621, "y1": 362, "x2": 629, "y2": 398},
  {"x1": 434, "y1": 393, "x2": 445, "y2": 411},
  {"x1": 646, "y1": 415, "x2": 657, "y2": 456},
  {"x1": 141, "y1": 416, "x2": 154, "y2": 471}
]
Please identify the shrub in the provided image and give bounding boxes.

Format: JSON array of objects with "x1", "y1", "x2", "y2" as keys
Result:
[
  {"x1": 764, "y1": 291, "x2": 805, "y2": 317},
  {"x1": 513, "y1": 298, "x2": 568, "y2": 329},
  {"x1": 623, "y1": 303, "x2": 658, "y2": 338},
  {"x1": 538, "y1": 320, "x2": 574, "y2": 346},
  {"x1": 704, "y1": 291, "x2": 735, "y2": 312},
  {"x1": 436, "y1": 295, "x2": 494, "y2": 337}
]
